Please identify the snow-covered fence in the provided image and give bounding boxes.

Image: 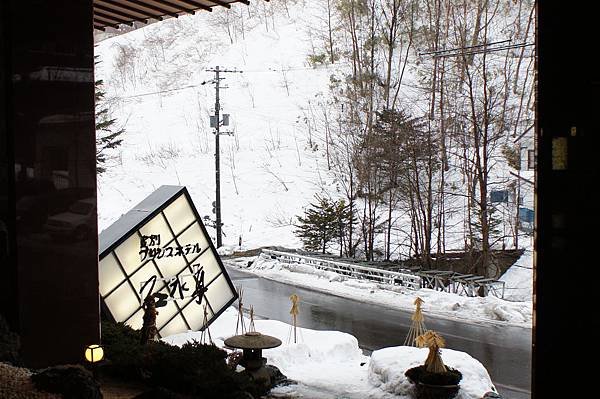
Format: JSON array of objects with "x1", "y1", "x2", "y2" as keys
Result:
[
  {"x1": 262, "y1": 250, "x2": 506, "y2": 299},
  {"x1": 262, "y1": 249, "x2": 422, "y2": 290},
  {"x1": 417, "y1": 270, "x2": 505, "y2": 299}
]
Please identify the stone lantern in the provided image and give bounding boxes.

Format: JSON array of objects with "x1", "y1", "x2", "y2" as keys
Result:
[{"x1": 224, "y1": 331, "x2": 282, "y2": 388}]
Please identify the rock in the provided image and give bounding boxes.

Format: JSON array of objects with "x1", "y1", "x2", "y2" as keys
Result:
[
  {"x1": 242, "y1": 364, "x2": 291, "y2": 395},
  {"x1": 31, "y1": 364, "x2": 102, "y2": 399},
  {"x1": 265, "y1": 364, "x2": 294, "y2": 387}
]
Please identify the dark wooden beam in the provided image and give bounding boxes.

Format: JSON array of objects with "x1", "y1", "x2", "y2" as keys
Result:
[
  {"x1": 166, "y1": 0, "x2": 212, "y2": 12},
  {"x1": 94, "y1": 14, "x2": 121, "y2": 25},
  {"x1": 94, "y1": 17, "x2": 118, "y2": 29},
  {"x1": 95, "y1": 3, "x2": 148, "y2": 22},
  {"x1": 149, "y1": 1, "x2": 193, "y2": 15},
  {"x1": 93, "y1": 0, "x2": 259, "y2": 29},
  {"x1": 97, "y1": 0, "x2": 165, "y2": 19},
  {"x1": 210, "y1": 0, "x2": 231, "y2": 9},
  {"x1": 118, "y1": 0, "x2": 179, "y2": 18},
  {"x1": 94, "y1": 10, "x2": 134, "y2": 25}
]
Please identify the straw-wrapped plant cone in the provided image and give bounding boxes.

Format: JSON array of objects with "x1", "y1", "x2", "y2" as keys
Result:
[
  {"x1": 406, "y1": 330, "x2": 462, "y2": 399},
  {"x1": 422, "y1": 331, "x2": 447, "y2": 374},
  {"x1": 404, "y1": 297, "x2": 427, "y2": 346}
]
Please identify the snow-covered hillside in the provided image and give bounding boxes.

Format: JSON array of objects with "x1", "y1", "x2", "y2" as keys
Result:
[
  {"x1": 96, "y1": 2, "x2": 337, "y2": 250},
  {"x1": 95, "y1": 0, "x2": 534, "y2": 275}
]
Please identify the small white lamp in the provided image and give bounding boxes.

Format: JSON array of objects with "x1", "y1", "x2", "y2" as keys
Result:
[{"x1": 84, "y1": 344, "x2": 104, "y2": 364}]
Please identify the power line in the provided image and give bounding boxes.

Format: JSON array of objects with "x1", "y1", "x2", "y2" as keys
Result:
[
  {"x1": 432, "y1": 43, "x2": 534, "y2": 59},
  {"x1": 241, "y1": 62, "x2": 353, "y2": 73},
  {"x1": 110, "y1": 64, "x2": 343, "y2": 101},
  {"x1": 418, "y1": 39, "x2": 512, "y2": 57},
  {"x1": 119, "y1": 84, "x2": 199, "y2": 99},
  {"x1": 418, "y1": 39, "x2": 534, "y2": 59}
]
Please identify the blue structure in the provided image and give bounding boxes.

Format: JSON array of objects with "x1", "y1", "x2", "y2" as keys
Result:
[
  {"x1": 519, "y1": 207, "x2": 535, "y2": 223},
  {"x1": 491, "y1": 190, "x2": 509, "y2": 203}
]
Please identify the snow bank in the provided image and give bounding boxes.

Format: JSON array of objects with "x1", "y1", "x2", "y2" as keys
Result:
[
  {"x1": 243, "y1": 254, "x2": 532, "y2": 327},
  {"x1": 368, "y1": 346, "x2": 497, "y2": 399},
  {"x1": 216, "y1": 245, "x2": 237, "y2": 256},
  {"x1": 163, "y1": 306, "x2": 366, "y2": 368},
  {"x1": 164, "y1": 306, "x2": 373, "y2": 397},
  {"x1": 164, "y1": 306, "x2": 498, "y2": 398},
  {"x1": 500, "y1": 249, "x2": 533, "y2": 302},
  {"x1": 419, "y1": 289, "x2": 532, "y2": 324},
  {"x1": 252, "y1": 255, "x2": 346, "y2": 282}
]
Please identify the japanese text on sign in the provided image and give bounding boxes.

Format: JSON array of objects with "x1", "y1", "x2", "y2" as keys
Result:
[
  {"x1": 139, "y1": 234, "x2": 203, "y2": 262},
  {"x1": 139, "y1": 264, "x2": 208, "y2": 308}
]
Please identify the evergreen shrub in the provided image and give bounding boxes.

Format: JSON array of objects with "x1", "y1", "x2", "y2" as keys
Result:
[{"x1": 101, "y1": 321, "x2": 257, "y2": 399}]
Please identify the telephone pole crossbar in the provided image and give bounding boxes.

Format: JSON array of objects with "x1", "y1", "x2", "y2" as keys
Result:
[{"x1": 205, "y1": 66, "x2": 242, "y2": 248}]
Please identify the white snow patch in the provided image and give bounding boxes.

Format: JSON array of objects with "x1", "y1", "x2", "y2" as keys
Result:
[
  {"x1": 369, "y1": 346, "x2": 496, "y2": 399},
  {"x1": 500, "y1": 248, "x2": 533, "y2": 302},
  {"x1": 164, "y1": 306, "x2": 496, "y2": 399}
]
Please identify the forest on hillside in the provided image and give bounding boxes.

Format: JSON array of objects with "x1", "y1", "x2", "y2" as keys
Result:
[{"x1": 291, "y1": 0, "x2": 535, "y2": 279}]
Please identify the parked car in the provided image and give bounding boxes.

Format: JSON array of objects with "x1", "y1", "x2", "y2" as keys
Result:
[
  {"x1": 44, "y1": 198, "x2": 96, "y2": 241},
  {"x1": 16, "y1": 186, "x2": 94, "y2": 232}
]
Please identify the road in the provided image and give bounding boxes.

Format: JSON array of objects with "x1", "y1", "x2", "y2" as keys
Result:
[{"x1": 226, "y1": 266, "x2": 532, "y2": 399}]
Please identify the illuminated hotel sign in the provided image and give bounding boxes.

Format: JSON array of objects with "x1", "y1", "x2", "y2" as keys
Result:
[{"x1": 98, "y1": 186, "x2": 237, "y2": 337}]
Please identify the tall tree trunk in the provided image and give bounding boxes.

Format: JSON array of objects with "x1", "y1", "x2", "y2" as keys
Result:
[{"x1": 327, "y1": 0, "x2": 335, "y2": 63}]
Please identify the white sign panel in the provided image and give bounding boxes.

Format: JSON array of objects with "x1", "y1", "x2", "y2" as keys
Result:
[{"x1": 99, "y1": 186, "x2": 237, "y2": 337}]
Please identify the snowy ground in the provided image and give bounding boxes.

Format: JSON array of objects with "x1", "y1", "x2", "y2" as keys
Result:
[
  {"x1": 222, "y1": 250, "x2": 533, "y2": 329},
  {"x1": 499, "y1": 249, "x2": 533, "y2": 303},
  {"x1": 164, "y1": 307, "x2": 497, "y2": 399}
]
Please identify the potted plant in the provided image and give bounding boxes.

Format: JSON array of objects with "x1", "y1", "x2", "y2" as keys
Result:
[{"x1": 405, "y1": 331, "x2": 462, "y2": 399}]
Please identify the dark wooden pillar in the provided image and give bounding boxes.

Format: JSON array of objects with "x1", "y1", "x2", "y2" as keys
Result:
[
  {"x1": 1, "y1": 0, "x2": 99, "y2": 367},
  {"x1": 535, "y1": 3, "x2": 600, "y2": 397}
]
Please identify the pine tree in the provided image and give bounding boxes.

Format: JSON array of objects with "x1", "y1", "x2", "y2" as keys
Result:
[
  {"x1": 95, "y1": 58, "x2": 124, "y2": 174},
  {"x1": 295, "y1": 195, "x2": 350, "y2": 254}
]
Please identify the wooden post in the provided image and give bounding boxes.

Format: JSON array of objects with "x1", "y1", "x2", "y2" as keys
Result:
[
  {"x1": 404, "y1": 297, "x2": 427, "y2": 346},
  {"x1": 235, "y1": 286, "x2": 246, "y2": 335},
  {"x1": 248, "y1": 305, "x2": 256, "y2": 332},
  {"x1": 289, "y1": 294, "x2": 300, "y2": 343},
  {"x1": 200, "y1": 303, "x2": 213, "y2": 345}
]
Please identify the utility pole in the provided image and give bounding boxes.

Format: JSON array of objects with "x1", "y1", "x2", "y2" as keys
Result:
[{"x1": 205, "y1": 66, "x2": 242, "y2": 248}]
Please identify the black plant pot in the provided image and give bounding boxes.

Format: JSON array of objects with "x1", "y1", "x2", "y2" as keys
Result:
[
  {"x1": 405, "y1": 366, "x2": 462, "y2": 399},
  {"x1": 413, "y1": 380, "x2": 461, "y2": 399}
]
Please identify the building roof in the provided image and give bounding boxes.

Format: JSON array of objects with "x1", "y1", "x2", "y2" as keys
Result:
[{"x1": 93, "y1": 0, "x2": 264, "y2": 31}]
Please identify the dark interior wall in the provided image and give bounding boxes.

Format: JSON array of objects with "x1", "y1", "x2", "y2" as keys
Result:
[
  {"x1": 2, "y1": 0, "x2": 99, "y2": 367},
  {"x1": 535, "y1": 3, "x2": 600, "y2": 398},
  {"x1": 0, "y1": 0, "x2": 18, "y2": 333}
]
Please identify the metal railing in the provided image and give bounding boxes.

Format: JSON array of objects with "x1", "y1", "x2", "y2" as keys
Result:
[
  {"x1": 262, "y1": 249, "x2": 421, "y2": 290},
  {"x1": 416, "y1": 270, "x2": 505, "y2": 298},
  {"x1": 261, "y1": 249, "x2": 505, "y2": 299}
]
